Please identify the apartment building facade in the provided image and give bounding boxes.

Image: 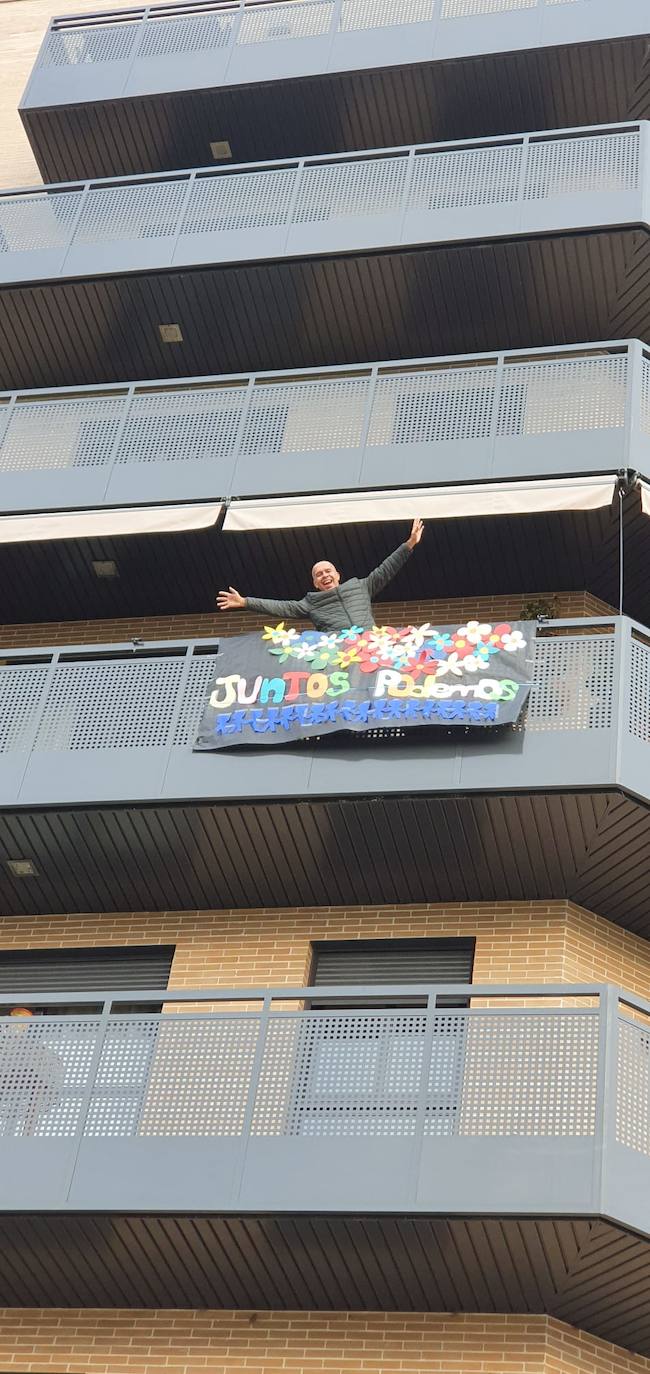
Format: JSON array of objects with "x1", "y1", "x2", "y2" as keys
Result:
[{"x1": 3, "y1": 1, "x2": 650, "y2": 1372}]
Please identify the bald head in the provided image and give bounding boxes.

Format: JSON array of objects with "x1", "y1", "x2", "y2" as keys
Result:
[{"x1": 311, "y1": 560, "x2": 341, "y2": 592}]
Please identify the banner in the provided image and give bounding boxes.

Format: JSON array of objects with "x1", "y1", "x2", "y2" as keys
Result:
[{"x1": 194, "y1": 619, "x2": 534, "y2": 750}]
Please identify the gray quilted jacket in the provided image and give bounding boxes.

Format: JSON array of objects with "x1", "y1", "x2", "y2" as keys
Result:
[{"x1": 246, "y1": 542, "x2": 412, "y2": 632}]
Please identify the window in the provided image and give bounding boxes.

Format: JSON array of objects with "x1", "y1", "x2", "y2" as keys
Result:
[
  {"x1": 0, "y1": 944, "x2": 175, "y2": 1016},
  {"x1": 285, "y1": 939, "x2": 475, "y2": 1135}
]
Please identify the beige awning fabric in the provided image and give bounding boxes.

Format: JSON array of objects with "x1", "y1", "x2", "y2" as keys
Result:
[
  {"x1": 0, "y1": 502, "x2": 223, "y2": 545},
  {"x1": 223, "y1": 477, "x2": 618, "y2": 532},
  {"x1": 640, "y1": 480, "x2": 650, "y2": 517}
]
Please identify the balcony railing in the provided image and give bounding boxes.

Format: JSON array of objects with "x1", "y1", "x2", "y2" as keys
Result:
[
  {"x1": 0, "y1": 980, "x2": 647, "y2": 1226},
  {"x1": 0, "y1": 341, "x2": 644, "y2": 511},
  {"x1": 25, "y1": 0, "x2": 646, "y2": 92},
  {"x1": 0, "y1": 122, "x2": 645, "y2": 285},
  {"x1": 1, "y1": 617, "x2": 649, "y2": 808}
]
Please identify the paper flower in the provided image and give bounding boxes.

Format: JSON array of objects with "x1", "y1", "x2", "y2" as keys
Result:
[
  {"x1": 458, "y1": 620, "x2": 493, "y2": 645},
  {"x1": 501, "y1": 630, "x2": 526, "y2": 653}
]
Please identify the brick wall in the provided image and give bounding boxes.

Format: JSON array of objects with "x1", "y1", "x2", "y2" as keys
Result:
[
  {"x1": 0, "y1": 1312, "x2": 647, "y2": 1374},
  {"x1": 1, "y1": 900, "x2": 649, "y2": 996},
  {"x1": 0, "y1": 0, "x2": 142, "y2": 189},
  {"x1": 0, "y1": 590, "x2": 612, "y2": 650}
]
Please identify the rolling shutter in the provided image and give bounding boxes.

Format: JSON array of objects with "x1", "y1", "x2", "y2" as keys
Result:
[
  {"x1": 0, "y1": 946, "x2": 174, "y2": 993},
  {"x1": 0, "y1": 946, "x2": 174, "y2": 1014},
  {"x1": 310, "y1": 938, "x2": 474, "y2": 1006}
]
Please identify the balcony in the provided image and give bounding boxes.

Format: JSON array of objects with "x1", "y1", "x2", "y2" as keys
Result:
[
  {"x1": 18, "y1": 0, "x2": 650, "y2": 182},
  {"x1": 0, "y1": 980, "x2": 649, "y2": 1353},
  {"x1": 0, "y1": 341, "x2": 644, "y2": 514},
  {"x1": 2, "y1": 616, "x2": 650, "y2": 927},
  {"x1": 0, "y1": 123, "x2": 649, "y2": 392}
]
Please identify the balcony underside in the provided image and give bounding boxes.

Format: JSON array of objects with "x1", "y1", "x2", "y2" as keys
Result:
[
  {"x1": 0, "y1": 228, "x2": 647, "y2": 393},
  {"x1": 0, "y1": 499, "x2": 643, "y2": 628},
  {"x1": 1, "y1": 787, "x2": 650, "y2": 930},
  {"x1": 21, "y1": 34, "x2": 650, "y2": 183},
  {"x1": 0, "y1": 1210, "x2": 647, "y2": 1352}
]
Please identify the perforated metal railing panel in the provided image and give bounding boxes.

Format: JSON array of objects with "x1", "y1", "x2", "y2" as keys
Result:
[
  {"x1": 0, "y1": 664, "x2": 50, "y2": 753},
  {"x1": 411, "y1": 143, "x2": 522, "y2": 211},
  {"x1": 0, "y1": 126, "x2": 638, "y2": 257},
  {"x1": 341, "y1": 0, "x2": 435, "y2": 28},
  {"x1": 115, "y1": 387, "x2": 247, "y2": 466},
  {"x1": 73, "y1": 179, "x2": 188, "y2": 245},
  {"x1": 0, "y1": 348, "x2": 636, "y2": 480},
  {"x1": 240, "y1": 375, "x2": 370, "y2": 454},
  {"x1": 525, "y1": 131, "x2": 640, "y2": 200},
  {"x1": 32, "y1": 657, "x2": 186, "y2": 751},
  {"x1": 367, "y1": 366, "x2": 498, "y2": 445},
  {"x1": 497, "y1": 354, "x2": 627, "y2": 436},
  {"x1": 138, "y1": 9, "x2": 236, "y2": 58},
  {"x1": 0, "y1": 1016, "x2": 103, "y2": 1138},
  {"x1": 0, "y1": 394, "x2": 126, "y2": 473},
  {"x1": 39, "y1": 20, "x2": 140, "y2": 68},
  {"x1": 0, "y1": 1006, "x2": 600, "y2": 1140},
  {"x1": 524, "y1": 634, "x2": 615, "y2": 732},
  {"x1": 182, "y1": 167, "x2": 296, "y2": 235},
  {"x1": 0, "y1": 191, "x2": 84, "y2": 253},
  {"x1": 238, "y1": 0, "x2": 334, "y2": 44},
  {"x1": 628, "y1": 638, "x2": 650, "y2": 743},
  {"x1": 457, "y1": 1010, "x2": 598, "y2": 1137},
  {"x1": 641, "y1": 357, "x2": 650, "y2": 434},
  {"x1": 85, "y1": 1014, "x2": 261, "y2": 1137},
  {"x1": 617, "y1": 1016, "x2": 650, "y2": 1155},
  {"x1": 36, "y1": 0, "x2": 588, "y2": 69},
  {"x1": 294, "y1": 155, "x2": 409, "y2": 224}
]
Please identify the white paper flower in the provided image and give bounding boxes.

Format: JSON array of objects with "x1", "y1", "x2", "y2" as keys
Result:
[
  {"x1": 458, "y1": 620, "x2": 493, "y2": 645},
  {"x1": 436, "y1": 652, "x2": 464, "y2": 678},
  {"x1": 501, "y1": 630, "x2": 526, "y2": 653}
]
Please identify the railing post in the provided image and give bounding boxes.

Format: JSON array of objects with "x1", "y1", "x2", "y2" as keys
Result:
[
  {"x1": 283, "y1": 157, "x2": 306, "y2": 232},
  {"x1": 171, "y1": 168, "x2": 197, "y2": 254},
  {"x1": 515, "y1": 133, "x2": 531, "y2": 206},
  {"x1": 0, "y1": 389, "x2": 18, "y2": 458},
  {"x1": 229, "y1": 372, "x2": 257, "y2": 489},
  {"x1": 161, "y1": 642, "x2": 204, "y2": 755},
  {"x1": 613, "y1": 613, "x2": 631, "y2": 787},
  {"x1": 127, "y1": 6, "x2": 151, "y2": 63},
  {"x1": 229, "y1": 0, "x2": 247, "y2": 48},
  {"x1": 58, "y1": 180, "x2": 92, "y2": 264},
  {"x1": 625, "y1": 339, "x2": 645, "y2": 475},
  {"x1": 9, "y1": 649, "x2": 62, "y2": 799},
  {"x1": 410, "y1": 987, "x2": 444, "y2": 1208},
  {"x1": 61, "y1": 997, "x2": 113, "y2": 1202},
  {"x1": 594, "y1": 985, "x2": 619, "y2": 1217},
  {"x1": 233, "y1": 992, "x2": 273, "y2": 1202},
  {"x1": 331, "y1": 0, "x2": 344, "y2": 37},
  {"x1": 99, "y1": 381, "x2": 136, "y2": 500},
  {"x1": 356, "y1": 363, "x2": 379, "y2": 478}
]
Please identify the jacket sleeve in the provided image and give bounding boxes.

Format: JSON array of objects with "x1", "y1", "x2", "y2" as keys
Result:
[
  {"x1": 245, "y1": 594, "x2": 311, "y2": 621},
  {"x1": 365, "y1": 542, "x2": 412, "y2": 598}
]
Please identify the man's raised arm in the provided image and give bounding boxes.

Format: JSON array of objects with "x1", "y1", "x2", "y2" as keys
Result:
[
  {"x1": 365, "y1": 518, "x2": 424, "y2": 598},
  {"x1": 216, "y1": 586, "x2": 310, "y2": 621}
]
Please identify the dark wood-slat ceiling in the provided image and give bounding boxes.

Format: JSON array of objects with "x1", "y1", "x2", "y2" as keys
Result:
[
  {"x1": 1, "y1": 789, "x2": 649, "y2": 929},
  {"x1": 21, "y1": 35, "x2": 650, "y2": 183},
  {"x1": 1, "y1": 1212, "x2": 650, "y2": 1356}
]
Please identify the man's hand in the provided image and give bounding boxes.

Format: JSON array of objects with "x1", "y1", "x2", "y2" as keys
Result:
[
  {"x1": 406, "y1": 518, "x2": 424, "y2": 550},
  {"x1": 216, "y1": 586, "x2": 247, "y2": 611}
]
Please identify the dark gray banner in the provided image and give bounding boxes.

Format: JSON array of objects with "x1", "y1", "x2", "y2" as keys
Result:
[{"x1": 195, "y1": 619, "x2": 535, "y2": 749}]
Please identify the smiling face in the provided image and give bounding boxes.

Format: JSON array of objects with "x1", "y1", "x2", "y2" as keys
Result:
[{"x1": 312, "y1": 560, "x2": 341, "y2": 592}]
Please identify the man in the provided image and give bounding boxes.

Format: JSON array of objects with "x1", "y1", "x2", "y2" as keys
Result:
[{"x1": 216, "y1": 519, "x2": 424, "y2": 632}]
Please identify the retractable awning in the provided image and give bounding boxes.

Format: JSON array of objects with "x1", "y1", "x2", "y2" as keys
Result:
[
  {"x1": 0, "y1": 501, "x2": 223, "y2": 544},
  {"x1": 223, "y1": 477, "x2": 619, "y2": 532}
]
